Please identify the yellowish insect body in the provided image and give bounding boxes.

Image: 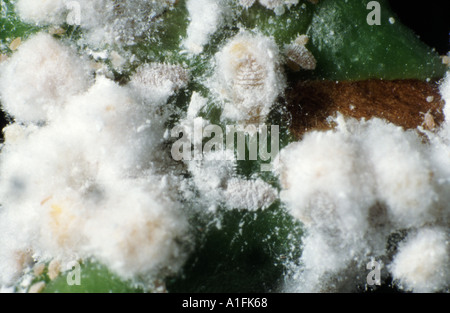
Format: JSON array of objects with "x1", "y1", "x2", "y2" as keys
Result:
[{"x1": 215, "y1": 32, "x2": 285, "y2": 123}]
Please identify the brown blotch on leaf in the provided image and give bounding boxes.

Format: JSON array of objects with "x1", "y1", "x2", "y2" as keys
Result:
[{"x1": 286, "y1": 79, "x2": 445, "y2": 139}]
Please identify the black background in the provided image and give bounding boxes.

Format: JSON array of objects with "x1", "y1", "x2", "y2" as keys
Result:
[{"x1": 388, "y1": 0, "x2": 449, "y2": 55}]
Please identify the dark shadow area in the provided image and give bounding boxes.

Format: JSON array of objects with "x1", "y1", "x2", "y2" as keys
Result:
[
  {"x1": 0, "y1": 110, "x2": 10, "y2": 143},
  {"x1": 389, "y1": 0, "x2": 449, "y2": 55}
]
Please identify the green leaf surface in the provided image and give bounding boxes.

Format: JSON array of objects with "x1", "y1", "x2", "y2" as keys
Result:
[
  {"x1": 42, "y1": 260, "x2": 144, "y2": 293},
  {"x1": 166, "y1": 203, "x2": 303, "y2": 293},
  {"x1": 304, "y1": 0, "x2": 446, "y2": 80},
  {"x1": 0, "y1": 0, "x2": 41, "y2": 53}
]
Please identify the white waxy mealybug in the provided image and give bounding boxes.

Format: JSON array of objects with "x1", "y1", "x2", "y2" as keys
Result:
[
  {"x1": 232, "y1": 57, "x2": 267, "y2": 122},
  {"x1": 132, "y1": 63, "x2": 189, "y2": 91},
  {"x1": 215, "y1": 32, "x2": 285, "y2": 123},
  {"x1": 234, "y1": 57, "x2": 266, "y2": 90},
  {"x1": 285, "y1": 35, "x2": 317, "y2": 71}
]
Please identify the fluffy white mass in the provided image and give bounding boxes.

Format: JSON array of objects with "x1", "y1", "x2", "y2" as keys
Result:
[
  {"x1": 3, "y1": 0, "x2": 449, "y2": 294},
  {"x1": 130, "y1": 62, "x2": 189, "y2": 106},
  {"x1": 214, "y1": 32, "x2": 286, "y2": 123},
  {"x1": 0, "y1": 32, "x2": 281, "y2": 288},
  {"x1": 15, "y1": 0, "x2": 175, "y2": 46},
  {"x1": 0, "y1": 34, "x2": 188, "y2": 286},
  {"x1": 389, "y1": 227, "x2": 449, "y2": 293},
  {"x1": 239, "y1": 0, "x2": 299, "y2": 14},
  {"x1": 223, "y1": 177, "x2": 277, "y2": 211},
  {"x1": 179, "y1": 94, "x2": 278, "y2": 212},
  {"x1": 184, "y1": 0, "x2": 230, "y2": 54},
  {"x1": 187, "y1": 150, "x2": 277, "y2": 212},
  {"x1": 0, "y1": 33, "x2": 92, "y2": 122},
  {"x1": 258, "y1": 0, "x2": 299, "y2": 10},
  {"x1": 277, "y1": 115, "x2": 450, "y2": 292},
  {"x1": 15, "y1": 0, "x2": 66, "y2": 25}
]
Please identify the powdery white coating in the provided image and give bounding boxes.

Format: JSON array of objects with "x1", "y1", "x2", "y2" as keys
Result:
[
  {"x1": 83, "y1": 178, "x2": 188, "y2": 279},
  {"x1": 277, "y1": 128, "x2": 374, "y2": 237},
  {"x1": 238, "y1": 0, "x2": 299, "y2": 11},
  {"x1": 187, "y1": 150, "x2": 237, "y2": 211},
  {"x1": 390, "y1": 228, "x2": 449, "y2": 293},
  {"x1": 430, "y1": 72, "x2": 450, "y2": 226},
  {"x1": 223, "y1": 177, "x2": 277, "y2": 210},
  {"x1": 184, "y1": 0, "x2": 229, "y2": 54},
  {"x1": 0, "y1": 75, "x2": 188, "y2": 286},
  {"x1": 178, "y1": 92, "x2": 277, "y2": 212},
  {"x1": 57, "y1": 77, "x2": 169, "y2": 173},
  {"x1": 174, "y1": 92, "x2": 208, "y2": 138},
  {"x1": 277, "y1": 116, "x2": 450, "y2": 292},
  {"x1": 238, "y1": 0, "x2": 256, "y2": 8},
  {"x1": 105, "y1": 0, "x2": 175, "y2": 43},
  {"x1": 285, "y1": 230, "x2": 380, "y2": 293},
  {"x1": 187, "y1": 151, "x2": 277, "y2": 212},
  {"x1": 0, "y1": 33, "x2": 92, "y2": 122},
  {"x1": 186, "y1": 92, "x2": 207, "y2": 120},
  {"x1": 15, "y1": 0, "x2": 175, "y2": 47},
  {"x1": 15, "y1": 0, "x2": 66, "y2": 25},
  {"x1": 214, "y1": 32, "x2": 286, "y2": 123},
  {"x1": 259, "y1": 0, "x2": 299, "y2": 10},
  {"x1": 362, "y1": 119, "x2": 438, "y2": 228},
  {"x1": 130, "y1": 63, "x2": 189, "y2": 105}
]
